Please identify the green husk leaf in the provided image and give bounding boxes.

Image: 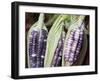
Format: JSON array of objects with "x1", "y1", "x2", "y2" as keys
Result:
[{"x1": 44, "y1": 23, "x2": 64, "y2": 67}]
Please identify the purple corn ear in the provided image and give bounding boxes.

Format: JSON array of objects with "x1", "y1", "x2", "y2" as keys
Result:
[
  {"x1": 64, "y1": 30, "x2": 75, "y2": 61},
  {"x1": 51, "y1": 31, "x2": 66, "y2": 67},
  {"x1": 28, "y1": 29, "x2": 48, "y2": 68},
  {"x1": 74, "y1": 30, "x2": 83, "y2": 61},
  {"x1": 64, "y1": 25, "x2": 84, "y2": 65}
]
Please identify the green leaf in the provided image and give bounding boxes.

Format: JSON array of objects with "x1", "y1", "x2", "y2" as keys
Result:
[{"x1": 44, "y1": 22, "x2": 64, "y2": 67}]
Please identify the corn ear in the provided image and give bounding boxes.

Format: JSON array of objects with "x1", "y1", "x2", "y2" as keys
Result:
[
  {"x1": 62, "y1": 15, "x2": 85, "y2": 66},
  {"x1": 44, "y1": 15, "x2": 69, "y2": 67},
  {"x1": 27, "y1": 13, "x2": 48, "y2": 68}
]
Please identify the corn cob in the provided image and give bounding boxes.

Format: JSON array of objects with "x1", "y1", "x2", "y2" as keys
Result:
[
  {"x1": 27, "y1": 13, "x2": 48, "y2": 68},
  {"x1": 74, "y1": 29, "x2": 83, "y2": 61},
  {"x1": 64, "y1": 26, "x2": 84, "y2": 65},
  {"x1": 62, "y1": 16, "x2": 85, "y2": 66},
  {"x1": 51, "y1": 31, "x2": 66, "y2": 66}
]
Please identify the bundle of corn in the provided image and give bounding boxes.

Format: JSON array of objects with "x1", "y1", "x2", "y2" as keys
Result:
[
  {"x1": 27, "y1": 13, "x2": 48, "y2": 68},
  {"x1": 62, "y1": 16, "x2": 87, "y2": 66},
  {"x1": 26, "y1": 13, "x2": 89, "y2": 68}
]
